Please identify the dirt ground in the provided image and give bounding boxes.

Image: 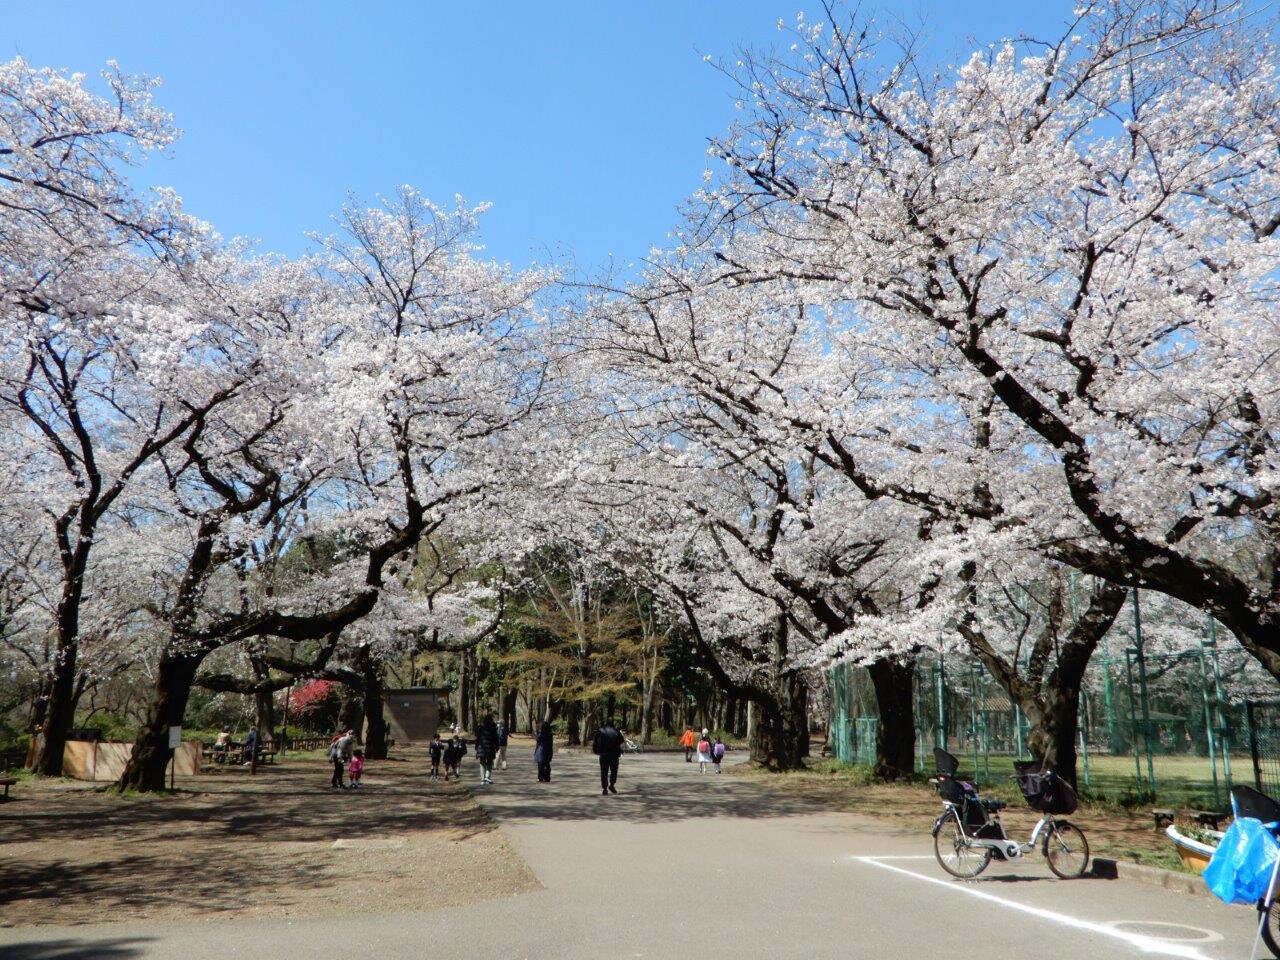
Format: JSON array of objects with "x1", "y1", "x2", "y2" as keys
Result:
[
  {"x1": 729, "y1": 761, "x2": 1190, "y2": 871},
  {"x1": 0, "y1": 747, "x2": 539, "y2": 928}
]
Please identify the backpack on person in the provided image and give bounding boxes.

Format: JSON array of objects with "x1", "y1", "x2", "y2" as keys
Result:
[{"x1": 713, "y1": 741, "x2": 726, "y2": 761}]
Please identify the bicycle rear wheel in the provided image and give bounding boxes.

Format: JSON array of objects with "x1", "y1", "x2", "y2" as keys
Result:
[
  {"x1": 1044, "y1": 821, "x2": 1090, "y2": 878},
  {"x1": 934, "y1": 812, "x2": 992, "y2": 879}
]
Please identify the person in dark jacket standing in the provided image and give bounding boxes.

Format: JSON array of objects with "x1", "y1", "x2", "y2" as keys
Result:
[
  {"x1": 474, "y1": 714, "x2": 499, "y2": 785},
  {"x1": 592, "y1": 720, "x2": 624, "y2": 795},
  {"x1": 329, "y1": 729, "x2": 353, "y2": 789},
  {"x1": 533, "y1": 720, "x2": 554, "y2": 782}
]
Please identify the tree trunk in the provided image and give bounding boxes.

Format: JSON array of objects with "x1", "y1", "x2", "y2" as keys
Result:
[
  {"x1": 27, "y1": 680, "x2": 50, "y2": 736},
  {"x1": 252, "y1": 661, "x2": 277, "y2": 745},
  {"x1": 118, "y1": 648, "x2": 205, "y2": 792},
  {"x1": 357, "y1": 647, "x2": 388, "y2": 760},
  {"x1": 502, "y1": 687, "x2": 518, "y2": 731},
  {"x1": 748, "y1": 697, "x2": 805, "y2": 770},
  {"x1": 1024, "y1": 691, "x2": 1081, "y2": 788},
  {"x1": 339, "y1": 694, "x2": 363, "y2": 734},
  {"x1": 747, "y1": 673, "x2": 808, "y2": 771},
  {"x1": 33, "y1": 600, "x2": 82, "y2": 775},
  {"x1": 457, "y1": 652, "x2": 471, "y2": 732},
  {"x1": 868, "y1": 656, "x2": 916, "y2": 780},
  {"x1": 640, "y1": 674, "x2": 657, "y2": 745},
  {"x1": 565, "y1": 700, "x2": 581, "y2": 745},
  {"x1": 466, "y1": 649, "x2": 479, "y2": 732}
]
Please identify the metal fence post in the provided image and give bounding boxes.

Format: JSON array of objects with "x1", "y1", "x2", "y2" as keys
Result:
[
  {"x1": 1101, "y1": 655, "x2": 1120, "y2": 754},
  {"x1": 1125, "y1": 649, "x2": 1146, "y2": 802},
  {"x1": 1079, "y1": 693, "x2": 1091, "y2": 788},
  {"x1": 1197, "y1": 641, "x2": 1221, "y2": 809},
  {"x1": 1208, "y1": 620, "x2": 1233, "y2": 790},
  {"x1": 1248, "y1": 700, "x2": 1264, "y2": 792},
  {"x1": 1131, "y1": 589, "x2": 1157, "y2": 799},
  {"x1": 937, "y1": 661, "x2": 948, "y2": 753}
]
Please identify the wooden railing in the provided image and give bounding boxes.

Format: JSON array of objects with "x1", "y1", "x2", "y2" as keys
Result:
[{"x1": 0, "y1": 746, "x2": 27, "y2": 771}]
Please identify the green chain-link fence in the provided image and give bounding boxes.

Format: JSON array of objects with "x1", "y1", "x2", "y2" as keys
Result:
[{"x1": 828, "y1": 602, "x2": 1277, "y2": 809}]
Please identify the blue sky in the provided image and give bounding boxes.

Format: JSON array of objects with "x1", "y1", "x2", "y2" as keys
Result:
[{"x1": 7, "y1": 2, "x2": 1068, "y2": 274}]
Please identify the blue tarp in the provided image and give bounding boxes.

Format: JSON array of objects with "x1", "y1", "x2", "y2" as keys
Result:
[{"x1": 1205, "y1": 817, "x2": 1280, "y2": 905}]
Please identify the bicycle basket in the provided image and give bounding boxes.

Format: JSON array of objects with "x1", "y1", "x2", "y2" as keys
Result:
[
  {"x1": 934, "y1": 747, "x2": 960, "y2": 776},
  {"x1": 1013, "y1": 760, "x2": 1078, "y2": 815},
  {"x1": 961, "y1": 794, "x2": 990, "y2": 829},
  {"x1": 1231, "y1": 786, "x2": 1280, "y2": 823}
]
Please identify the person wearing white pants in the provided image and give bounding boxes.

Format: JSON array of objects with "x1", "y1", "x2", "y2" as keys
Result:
[{"x1": 696, "y1": 729, "x2": 712, "y2": 773}]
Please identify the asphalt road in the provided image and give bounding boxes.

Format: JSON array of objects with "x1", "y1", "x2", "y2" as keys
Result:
[{"x1": 0, "y1": 751, "x2": 1268, "y2": 959}]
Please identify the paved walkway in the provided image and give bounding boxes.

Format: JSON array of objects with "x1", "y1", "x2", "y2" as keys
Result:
[{"x1": 0, "y1": 751, "x2": 1267, "y2": 959}]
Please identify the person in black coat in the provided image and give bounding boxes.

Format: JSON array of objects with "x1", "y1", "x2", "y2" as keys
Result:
[
  {"x1": 592, "y1": 720, "x2": 624, "y2": 795},
  {"x1": 428, "y1": 733, "x2": 445, "y2": 779},
  {"x1": 474, "y1": 714, "x2": 499, "y2": 786},
  {"x1": 443, "y1": 735, "x2": 466, "y2": 780},
  {"x1": 533, "y1": 721, "x2": 554, "y2": 782}
]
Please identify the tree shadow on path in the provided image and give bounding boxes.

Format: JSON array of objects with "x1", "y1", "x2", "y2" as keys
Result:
[
  {"x1": 478, "y1": 754, "x2": 848, "y2": 827},
  {"x1": 0, "y1": 937, "x2": 153, "y2": 959}
]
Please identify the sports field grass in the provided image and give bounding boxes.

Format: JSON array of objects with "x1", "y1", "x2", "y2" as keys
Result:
[{"x1": 949, "y1": 750, "x2": 1245, "y2": 809}]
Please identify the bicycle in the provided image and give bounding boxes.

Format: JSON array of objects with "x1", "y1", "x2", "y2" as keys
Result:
[
  {"x1": 623, "y1": 737, "x2": 643, "y2": 754},
  {"x1": 929, "y1": 747, "x2": 1090, "y2": 880}
]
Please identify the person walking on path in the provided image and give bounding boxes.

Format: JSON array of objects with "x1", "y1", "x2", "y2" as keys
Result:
[
  {"x1": 533, "y1": 720, "x2": 554, "y2": 783},
  {"x1": 428, "y1": 733, "x2": 445, "y2": 779},
  {"x1": 680, "y1": 727, "x2": 696, "y2": 763},
  {"x1": 712, "y1": 736, "x2": 726, "y2": 774},
  {"x1": 497, "y1": 720, "x2": 509, "y2": 771},
  {"x1": 443, "y1": 734, "x2": 467, "y2": 780},
  {"x1": 329, "y1": 729, "x2": 354, "y2": 789},
  {"x1": 696, "y1": 730, "x2": 712, "y2": 773},
  {"x1": 592, "y1": 719, "x2": 624, "y2": 795},
  {"x1": 475, "y1": 714, "x2": 499, "y2": 785}
]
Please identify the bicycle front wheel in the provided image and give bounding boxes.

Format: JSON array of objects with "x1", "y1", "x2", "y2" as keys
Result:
[
  {"x1": 1044, "y1": 821, "x2": 1090, "y2": 878},
  {"x1": 1259, "y1": 900, "x2": 1280, "y2": 959},
  {"x1": 934, "y1": 812, "x2": 992, "y2": 879}
]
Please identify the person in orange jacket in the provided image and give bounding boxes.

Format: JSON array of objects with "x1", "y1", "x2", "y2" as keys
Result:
[{"x1": 680, "y1": 727, "x2": 696, "y2": 763}]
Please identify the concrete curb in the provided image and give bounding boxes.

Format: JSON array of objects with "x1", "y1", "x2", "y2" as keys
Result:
[{"x1": 1092, "y1": 857, "x2": 1207, "y2": 897}]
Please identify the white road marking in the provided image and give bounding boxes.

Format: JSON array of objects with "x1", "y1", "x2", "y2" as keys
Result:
[
  {"x1": 855, "y1": 856, "x2": 1215, "y2": 960},
  {"x1": 1105, "y1": 922, "x2": 1223, "y2": 944},
  {"x1": 853, "y1": 855, "x2": 935, "y2": 860}
]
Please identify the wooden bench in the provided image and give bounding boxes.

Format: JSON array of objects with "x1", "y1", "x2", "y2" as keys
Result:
[
  {"x1": 1191, "y1": 809, "x2": 1231, "y2": 830},
  {"x1": 0, "y1": 776, "x2": 18, "y2": 800},
  {"x1": 203, "y1": 745, "x2": 243, "y2": 764},
  {"x1": 1153, "y1": 808, "x2": 1229, "y2": 831}
]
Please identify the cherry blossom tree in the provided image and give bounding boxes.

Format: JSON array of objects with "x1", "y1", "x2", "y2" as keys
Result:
[
  {"x1": 708, "y1": 0, "x2": 1280, "y2": 690},
  {"x1": 112, "y1": 191, "x2": 551, "y2": 790}
]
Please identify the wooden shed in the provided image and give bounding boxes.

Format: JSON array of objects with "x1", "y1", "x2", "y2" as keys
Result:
[{"x1": 382, "y1": 687, "x2": 449, "y2": 744}]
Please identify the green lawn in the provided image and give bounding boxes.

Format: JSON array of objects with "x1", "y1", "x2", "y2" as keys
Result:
[{"x1": 950, "y1": 751, "x2": 1244, "y2": 809}]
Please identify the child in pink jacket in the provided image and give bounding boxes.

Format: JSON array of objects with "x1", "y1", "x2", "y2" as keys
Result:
[{"x1": 348, "y1": 749, "x2": 365, "y2": 788}]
